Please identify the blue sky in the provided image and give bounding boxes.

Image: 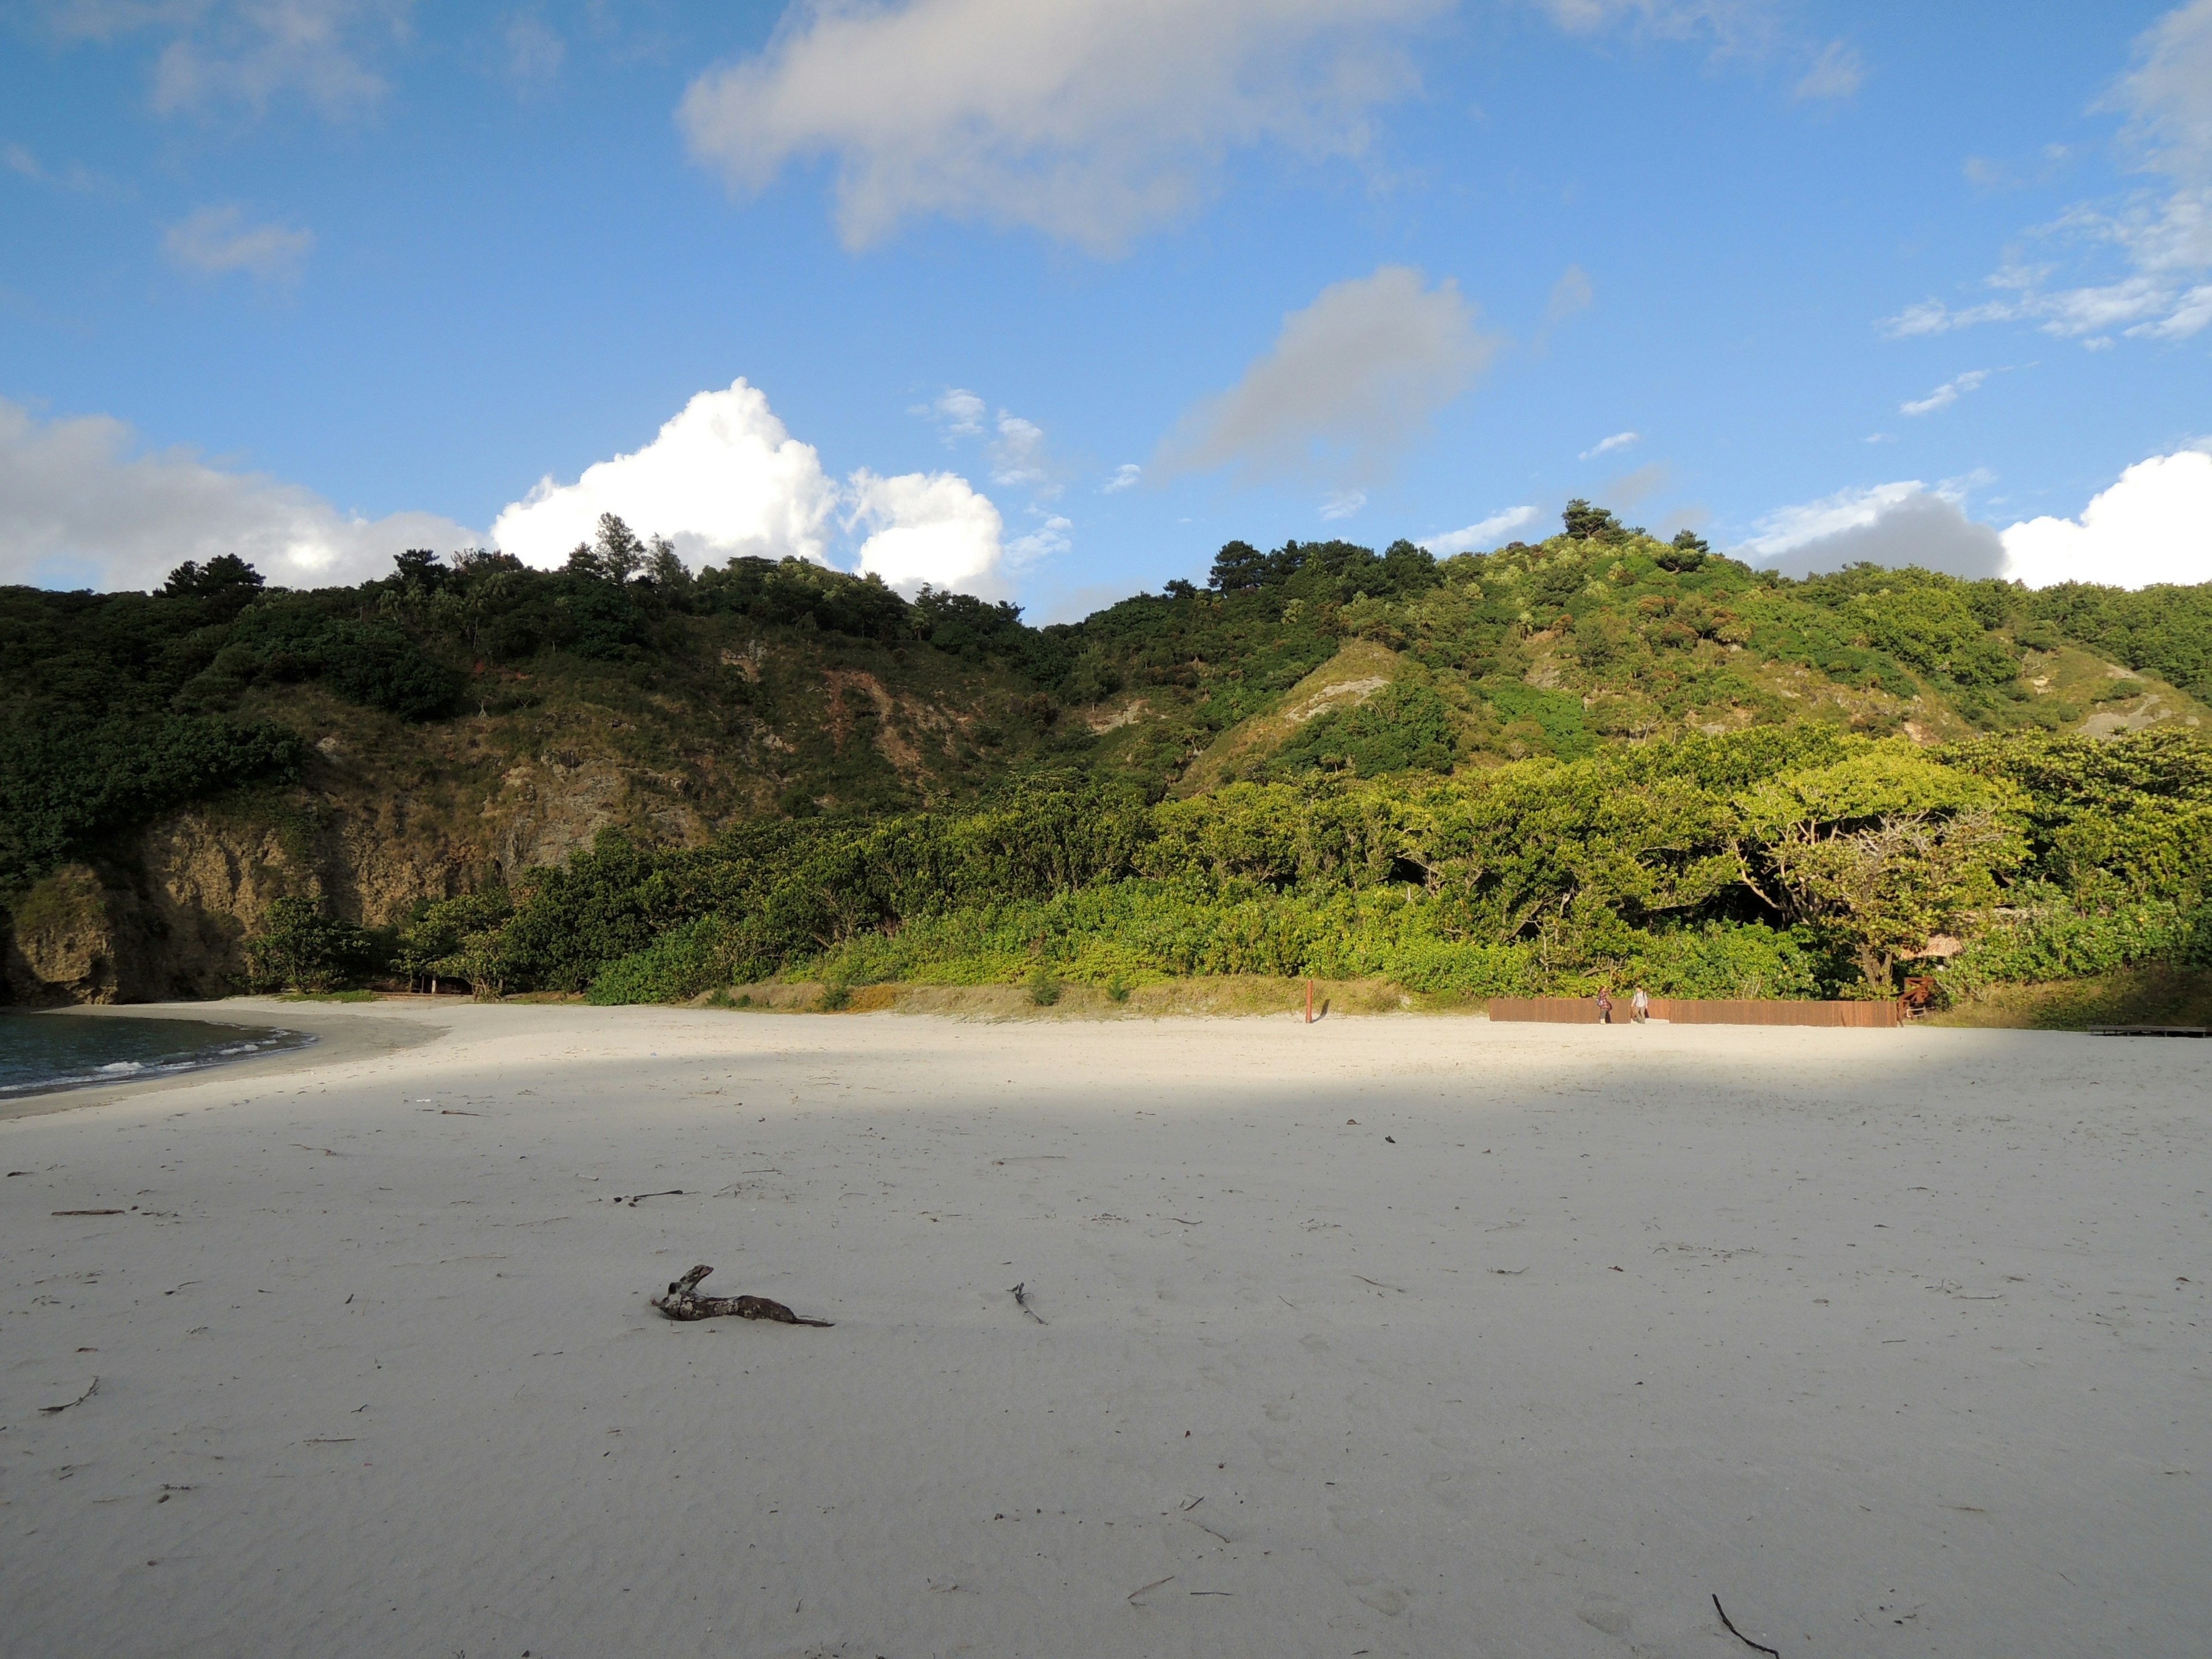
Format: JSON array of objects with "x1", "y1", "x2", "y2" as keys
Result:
[{"x1": 2, "y1": 0, "x2": 2207, "y2": 615}]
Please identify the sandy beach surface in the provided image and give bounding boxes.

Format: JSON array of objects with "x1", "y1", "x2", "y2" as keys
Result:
[{"x1": 2, "y1": 1000, "x2": 2205, "y2": 1658}]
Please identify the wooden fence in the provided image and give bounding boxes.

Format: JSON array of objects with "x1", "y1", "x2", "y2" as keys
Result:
[{"x1": 1488, "y1": 997, "x2": 1900, "y2": 1028}]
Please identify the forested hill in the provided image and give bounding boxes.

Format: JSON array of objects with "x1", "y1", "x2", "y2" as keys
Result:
[{"x1": 3, "y1": 503, "x2": 2209, "y2": 1005}]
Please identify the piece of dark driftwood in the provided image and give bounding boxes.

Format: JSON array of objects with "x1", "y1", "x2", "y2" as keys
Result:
[
  {"x1": 650, "y1": 1264, "x2": 832, "y2": 1326},
  {"x1": 1713, "y1": 1595, "x2": 1781, "y2": 1658},
  {"x1": 1010, "y1": 1282, "x2": 1048, "y2": 1324},
  {"x1": 40, "y1": 1377, "x2": 98, "y2": 1415}
]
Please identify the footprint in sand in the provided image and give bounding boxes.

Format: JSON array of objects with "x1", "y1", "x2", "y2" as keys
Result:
[
  {"x1": 1342, "y1": 1573, "x2": 1410, "y2": 1616},
  {"x1": 1576, "y1": 1592, "x2": 1630, "y2": 1637}
]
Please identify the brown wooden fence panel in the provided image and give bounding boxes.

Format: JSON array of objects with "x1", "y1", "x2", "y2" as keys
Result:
[
  {"x1": 1652, "y1": 998, "x2": 1899, "y2": 1028},
  {"x1": 1488, "y1": 997, "x2": 1899, "y2": 1028},
  {"x1": 1486, "y1": 998, "x2": 1611, "y2": 1024}
]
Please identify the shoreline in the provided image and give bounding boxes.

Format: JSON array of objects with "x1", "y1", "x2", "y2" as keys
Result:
[{"x1": 5, "y1": 998, "x2": 452, "y2": 1119}]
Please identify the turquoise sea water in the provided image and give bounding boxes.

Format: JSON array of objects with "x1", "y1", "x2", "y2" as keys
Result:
[{"x1": 0, "y1": 1012, "x2": 313, "y2": 1099}]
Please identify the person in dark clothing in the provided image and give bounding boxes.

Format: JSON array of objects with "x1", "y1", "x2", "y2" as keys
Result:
[{"x1": 1595, "y1": 989, "x2": 1613, "y2": 1025}]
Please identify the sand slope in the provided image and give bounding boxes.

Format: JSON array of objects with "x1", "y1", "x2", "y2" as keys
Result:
[{"x1": 2, "y1": 1002, "x2": 2206, "y2": 1657}]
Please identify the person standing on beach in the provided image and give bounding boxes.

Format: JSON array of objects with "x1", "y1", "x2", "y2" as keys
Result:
[
  {"x1": 1596, "y1": 988, "x2": 1613, "y2": 1025},
  {"x1": 1631, "y1": 986, "x2": 1650, "y2": 1023}
]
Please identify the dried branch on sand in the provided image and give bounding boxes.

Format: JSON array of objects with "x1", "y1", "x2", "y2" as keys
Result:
[{"x1": 649, "y1": 1264, "x2": 833, "y2": 1326}]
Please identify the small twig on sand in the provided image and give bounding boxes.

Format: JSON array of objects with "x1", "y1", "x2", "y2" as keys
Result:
[
  {"x1": 1011, "y1": 1282, "x2": 1048, "y2": 1324},
  {"x1": 1713, "y1": 1595, "x2": 1781, "y2": 1658},
  {"x1": 1352, "y1": 1274, "x2": 1405, "y2": 1293},
  {"x1": 41, "y1": 1378, "x2": 98, "y2": 1415},
  {"x1": 616, "y1": 1190, "x2": 683, "y2": 1207},
  {"x1": 1127, "y1": 1575, "x2": 1175, "y2": 1605},
  {"x1": 650, "y1": 1265, "x2": 832, "y2": 1326},
  {"x1": 52, "y1": 1210, "x2": 124, "y2": 1217}
]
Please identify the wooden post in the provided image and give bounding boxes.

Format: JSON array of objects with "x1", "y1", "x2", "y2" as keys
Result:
[{"x1": 1306, "y1": 978, "x2": 1315, "y2": 1024}]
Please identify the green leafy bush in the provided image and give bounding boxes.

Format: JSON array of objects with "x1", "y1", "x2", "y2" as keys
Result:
[{"x1": 244, "y1": 896, "x2": 377, "y2": 993}]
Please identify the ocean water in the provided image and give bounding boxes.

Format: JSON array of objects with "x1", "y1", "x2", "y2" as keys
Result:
[{"x1": 0, "y1": 1012, "x2": 314, "y2": 1099}]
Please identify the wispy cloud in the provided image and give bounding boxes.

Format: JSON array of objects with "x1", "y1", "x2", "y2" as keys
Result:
[
  {"x1": 1793, "y1": 39, "x2": 1862, "y2": 101},
  {"x1": 1899, "y1": 368, "x2": 1991, "y2": 416},
  {"x1": 1007, "y1": 512, "x2": 1073, "y2": 567},
  {"x1": 987, "y1": 414, "x2": 1049, "y2": 488},
  {"x1": 503, "y1": 10, "x2": 563, "y2": 96},
  {"x1": 920, "y1": 388, "x2": 987, "y2": 439},
  {"x1": 1535, "y1": 263, "x2": 1593, "y2": 349},
  {"x1": 2, "y1": 141, "x2": 112, "y2": 195},
  {"x1": 1319, "y1": 488, "x2": 1366, "y2": 520},
  {"x1": 1580, "y1": 430, "x2": 1639, "y2": 460},
  {"x1": 161, "y1": 203, "x2": 315, "y2": 282},
  {"x1": 1881, "y1": 1, "x2": 2212, "y2": 345},
  {"x1": 1102, "y1": 463, "x2": 1142, "y2": 493}
]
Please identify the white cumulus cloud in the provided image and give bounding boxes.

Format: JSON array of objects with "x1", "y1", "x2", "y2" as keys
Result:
[
  {"x1": 1740, "y1": 480, "x2": 2005, "y2": 579},
  {"x1": 0, "y1": 395, "x2": 474, "y2": 592},
  {"x1": 1741, "y1": 450, "x2": 2212, "y2": 588},
  {"x1": 1158, "y1": 265, "x2": 1501, "y2": 484},
  {"x1": 1422, "y1": 503, "x2": 1539, "y2": 555},
  {"x1": 490, "y1": 378, "x2": 1020, "y2": 598},
  {"x1": 677, "y1": 0, "x2": 1448, "y2": 251},
  {"x1": 1103, "y1": 463, "x2": 1142, "y2": 493},
  {"x1": 2001, "y1": 450, "x2": 2212, "y2": 588},
  {"x1": 491, "y1": 380, "x2": 839, "y2": 569},
  {"x1": 846, "y1": 470, "x2": 1007, "y2": 595}
]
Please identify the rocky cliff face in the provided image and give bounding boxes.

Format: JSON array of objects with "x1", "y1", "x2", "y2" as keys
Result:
[{"x1": 0, "y1": 743, "x2": 717, "y2": 1005}]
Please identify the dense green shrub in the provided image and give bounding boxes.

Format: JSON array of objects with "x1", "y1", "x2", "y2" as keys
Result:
[
  {"x1": 244, "y1": 895, "x2": 377, "y2": 992},
  {"x1": 491, "y1": 728, "x2": 2195, "y2": 1006}
]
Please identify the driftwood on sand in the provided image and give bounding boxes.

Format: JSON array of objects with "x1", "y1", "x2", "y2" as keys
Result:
[{"x1": 649, "y1": 1264, "x2": 834, "y2": 1326}]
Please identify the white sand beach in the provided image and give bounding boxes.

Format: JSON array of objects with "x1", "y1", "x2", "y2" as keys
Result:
[{"x1": 2, "y1": 1001, "x2": 2206, "y2": 1658}]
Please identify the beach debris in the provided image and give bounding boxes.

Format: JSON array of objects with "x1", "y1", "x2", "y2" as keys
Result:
[
  {"x1": 1127, "y1": 1575, "x2": 1176, "y2": 1605},
  {"x1": 650, "y1": 1264, "x2": 832, "y2": 1326},
  {"x1": 1712, "y1": 1595, "x2": 1781, "y2": 1658},
  {"x1": 52, "y1": 1210, "x2": 123, "y2": 1217},
  {"x1": 40, "y1": 1378, "x2": 99, "y2": 1415},
  {"x1": 615, "y1": 1190, "x2": 683, "y2": 1207},
  {"x1": 1010, "y1": 1282, "x2": 1048, "y2": 1324}
]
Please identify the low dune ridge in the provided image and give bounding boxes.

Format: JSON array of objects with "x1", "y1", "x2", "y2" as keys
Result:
[{"x1": 2, "y1": 1000, "x2": 2206, "y2": 1656}]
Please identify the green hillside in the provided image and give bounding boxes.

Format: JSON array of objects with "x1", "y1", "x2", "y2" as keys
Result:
[{"x1": 5, "y1": 505, "x2": 2209, "y2": 1008}]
